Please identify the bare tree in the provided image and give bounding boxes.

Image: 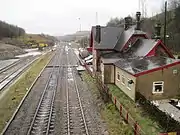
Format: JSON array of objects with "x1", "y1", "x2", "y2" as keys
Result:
[
  {"x1": 106, "y1": 17, "x2": 124, "y2": 27},
  {"x1": 168, "y1": 0, "x2": 180, "y2": 10}
]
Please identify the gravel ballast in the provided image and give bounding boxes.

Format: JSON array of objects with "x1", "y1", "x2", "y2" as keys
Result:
[{"x1": 3, "y1": 68, "x2": 52, "y2": 135}]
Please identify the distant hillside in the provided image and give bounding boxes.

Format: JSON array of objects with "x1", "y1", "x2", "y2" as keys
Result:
[
  {"x1": 1, "y1": 33, "x2": 58, "y2": 48},
  {"x1": 0, "y1": 21, "x2": 25, "y2": 39},
  {"x1": 58, "y1": 31, "x2": 90, "y2": 41},
  {"x1": 23, "y1": 33, "x2": 58, "y2": 43}
]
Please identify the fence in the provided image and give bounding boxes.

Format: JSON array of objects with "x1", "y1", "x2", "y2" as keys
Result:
[
  {"x1": 83, "y1": 64, "x2": 145, "y2": 135},
  {"x1": 95, "y1": 75, "x2": 146, "y2": 135},
  {"x1": 83, "y1": 64, "x2": 180, "y2": 135}
]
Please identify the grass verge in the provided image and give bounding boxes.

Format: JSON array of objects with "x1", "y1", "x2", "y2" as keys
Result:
[
  {"x1": 108, "y1": 84, "x2": 163, "y2": 135},
  {"x1": 0, "y1": 52, "x2": 52, "y2": 132},
  {"x1": 81, "y1": 71, "x2": 134, "y2": 135}
]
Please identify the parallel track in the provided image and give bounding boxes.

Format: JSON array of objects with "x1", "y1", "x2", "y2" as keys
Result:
[
  {"x1": 1, "y1": 52, "x2": 56, "y2": 135},
  {"x1": 27, "y1": 49, "x2": 63, "y2": 135},
  {"x1": 65, "y1": 46, "x2": 89, "y2": 135},
  {"x1": 0, "y1": 56, "x2": 32, "y2": 74},
  {"x1": 0, "y1": 56, "x2": 39, "y2": 91}
]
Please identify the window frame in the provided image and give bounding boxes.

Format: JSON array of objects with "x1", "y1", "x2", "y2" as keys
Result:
[
  {"x1": 127, "y1": 78, "x2": 131, "y2": 90},
  {"x1": 152, "y1": 81, "x2": 164, "y2": 94},
  {"x1": 117, "y1": 72, "x2": 120, "y2": 81},
  {"x1": 121, "y1": 75, "x2": 125, "y2": 85}
]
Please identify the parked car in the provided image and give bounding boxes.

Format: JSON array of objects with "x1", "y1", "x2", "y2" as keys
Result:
[
  {"x1": 84, "y1": 55, "x2": 93, "y2": 61},
  {"x1": 79, "y1": 49, "x2": 89, "y2": 59},
  {"x1": 85, "y1": 58, "x2": 93, "y2": 65}
]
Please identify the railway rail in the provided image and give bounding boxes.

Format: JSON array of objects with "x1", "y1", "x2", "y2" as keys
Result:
[
  {"x1": 0, "y1": 56, "x2": 31, "y2": 74},
  {"x1": 27, "y1": 49, "x2": 63, "y2": 135},
  {"x1": 0, "y1": 56, "x2": 39, "y2": 91},
  {"x1": 64, "y1": 49, "x2": 89, "y2": 135},
  {"x1": 0, "y1": 52, "x2": 55, "y2": 135}
]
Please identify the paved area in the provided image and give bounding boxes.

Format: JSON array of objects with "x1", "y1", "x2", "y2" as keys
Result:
[{"x1": 157, "y1": 100, "x2": 180, "y2": 122}]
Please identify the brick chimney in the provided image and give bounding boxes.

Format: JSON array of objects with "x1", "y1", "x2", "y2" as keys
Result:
[
  {"x1": 135, "y1": 12, "x2": 141, "y2": 30},
  {"x1": 124, "y1": 17, "x2": 129, "y2": 30},
  {"x1": 95, "y1": 25, "x2": 101, "y2": 43}
]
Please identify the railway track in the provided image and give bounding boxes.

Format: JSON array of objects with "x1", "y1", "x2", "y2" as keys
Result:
[
  {"x1": 0, "y1": 51, "x2": 56, "y2": 135},
  {"x1": 64, "y1": 48, "x2": 89, "y2": 135},
  {"x1": 0, "y1": 59, "x2": 20, "y2": 74},
  {"x1": 0, "y1": 56, "x2": 39, "y2": 91},
  {"x1": 27, "y1": 49, "x2": 63, "y2": 135},
  {"x1": 0, "y1": 56, "x2": 31, "y2": 74}
]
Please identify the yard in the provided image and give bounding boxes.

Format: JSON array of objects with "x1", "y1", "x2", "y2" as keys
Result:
[{"x1": 108, "y1": 84, "x2": 163, "y2": 135}]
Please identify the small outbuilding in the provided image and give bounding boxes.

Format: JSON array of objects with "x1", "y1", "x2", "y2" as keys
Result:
[{"x1": 113, "y1": 56, "x2": 180, "y2": 101}]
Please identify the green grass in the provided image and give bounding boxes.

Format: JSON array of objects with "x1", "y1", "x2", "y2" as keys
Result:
[
  {"x1": 81, "y1": 72, "x2": 134, "y2": 135},
  {"x1": 0, "y1": 52, "x2": 52, "y2": 132},
  {"x1": 108, "y1": 84, "x2": 163, "y2": 135}
]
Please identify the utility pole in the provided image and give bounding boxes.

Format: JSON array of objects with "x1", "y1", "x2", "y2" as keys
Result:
[
  {"x1": 164, "y1": 1, "x2": 167, "y2": 45},
  {"x1": 138, "y1": 0, "x2": 147, "y2": 18}
]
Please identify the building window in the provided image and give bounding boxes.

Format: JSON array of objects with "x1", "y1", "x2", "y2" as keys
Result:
[
  {"x1": 127, "y1": 79, "x2": 131, "y2": 90},
  {"x1": 121, "y1": 75, "x2": 125, "y2": 85},
  {"x1": 117, "y1": 72, "x2": 120, "y2": 81},
  {"x1": 153, "y1": 81, "x2": 164, "y2": 94}
]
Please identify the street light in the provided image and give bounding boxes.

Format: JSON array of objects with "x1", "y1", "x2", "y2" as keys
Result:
[{"x1": 78, "y1": 18, "x2": 81, "y2": 32}]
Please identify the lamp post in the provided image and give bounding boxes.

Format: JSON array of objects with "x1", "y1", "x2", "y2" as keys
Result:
[{"x1": 78, "y1": 18, "x2": 81, "y2": 32}]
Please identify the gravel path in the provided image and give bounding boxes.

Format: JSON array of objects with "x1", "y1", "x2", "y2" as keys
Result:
[{"x1": 74, "y1": 69, "x2": 107, "y2": 135}]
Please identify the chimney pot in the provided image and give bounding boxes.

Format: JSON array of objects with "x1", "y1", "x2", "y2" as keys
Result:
[
  {"x1": 124, "y1": 17, "x2": 131, "y2": 30},
  {"x1": 135, "y1": 11, "x2": 141, "y2": 30},
  {"x1": 95, "y1": 25, "x2": 101, "y2": 43},
  {"x1": 154, "y1": 22, "x2": 161, "y2": 40}
]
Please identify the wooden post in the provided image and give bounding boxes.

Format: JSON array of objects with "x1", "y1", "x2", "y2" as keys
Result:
[
  {"x1": 120, "y1": 104, "x2": 122, "y2": 116},
  {"x1": 114, "y1": 97, "x2": 116, "y2": 106},
  {"x1": 109, "y1": 93, "x2": 112, "y2": 100},
  {"x1": 126, "y1": 111, "x2": 129, "y2": 123},
  {"x1": 134, "y1": 121, "x2": 138, "y2": 135}
]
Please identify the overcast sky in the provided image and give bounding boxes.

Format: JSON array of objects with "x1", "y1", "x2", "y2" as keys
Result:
[{"x1": 0, "y1": 0, "x2": 164, "y2": 35}]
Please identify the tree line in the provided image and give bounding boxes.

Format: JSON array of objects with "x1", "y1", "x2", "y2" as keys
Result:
[
  {"x1": 105, "y1": 0, "x2": 180, "y2": 53},
  {"x1": 0, "y1": 20, "x2": 25, "y2": 39}
]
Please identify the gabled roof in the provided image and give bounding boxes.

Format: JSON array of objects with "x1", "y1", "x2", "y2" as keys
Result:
[
  {"x1": 100, "y1": 51, "x2": 123, "y2": 64},
  {"x1": 114, "y1": 56, "x2": 180, "y2": 77},
  {"x1": 114, "y1": 25, "x2": 146, "y2": 51},
  {"x1": 91, "y1": 26, "x2": 124, "y2": 49},
  {"x1": 123, "y1": 38, "x2": 175, "y2": 58},
  {"x1": 125, "y1": 39, "x2": 158, "y2": 57}
]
